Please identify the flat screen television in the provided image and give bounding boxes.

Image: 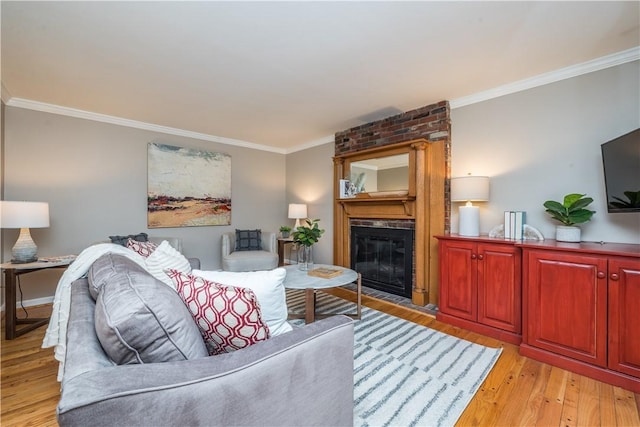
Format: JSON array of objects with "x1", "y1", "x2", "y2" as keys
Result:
[{"x1": 601, "y1": 128, "x2": 640, "y2": 213}]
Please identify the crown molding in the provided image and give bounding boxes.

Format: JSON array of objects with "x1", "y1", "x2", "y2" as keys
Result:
[
  {"x1": 4, "y1": 98, "x2": 287, "y2": 154},
  {"x1": 291, "y1": 48, "x2": 640, "y2": 152},
  {"x1": 3, "y1": 48, "x2": 638, "y2": 152},
  {"x1": 285, "y1": 134, "x2": 335, "y2": 154},
  {"x1": 450, "y1": 46, "x2": 640, "y2": 109}
]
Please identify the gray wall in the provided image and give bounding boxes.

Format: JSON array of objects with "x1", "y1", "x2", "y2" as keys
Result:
[
  {"x1": 2, "y1": 108, "x2": 286, "y2": 302},
  {"x1": 3, "y1": 60, "x2": 639, "y2": 307},
  {"x1": 450, "y1": 60, "x2": 639, "y2": 244},
  {"x1": 285, "y1": 142, "x2": 335, "y2": 266}
]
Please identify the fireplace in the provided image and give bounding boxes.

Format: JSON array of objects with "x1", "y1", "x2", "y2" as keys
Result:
[
  {"x1": 333, "y1": 109, "x2": 450, "y2": 306},
  {"x1": 350, "y1": 226, "x2": 414, "y2": 298}
]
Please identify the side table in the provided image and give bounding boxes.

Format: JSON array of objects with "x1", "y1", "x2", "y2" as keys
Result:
[
  {"x1": 1, "y1": 256, "x2": 75, "y2": 340},
  {"x1": 277, "y1": 238, "x2": 295, "y2": 266}
]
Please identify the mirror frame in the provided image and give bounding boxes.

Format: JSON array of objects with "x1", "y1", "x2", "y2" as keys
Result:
[{"x1": 342, "y1": 143, "x2": 416, "y2": 197}]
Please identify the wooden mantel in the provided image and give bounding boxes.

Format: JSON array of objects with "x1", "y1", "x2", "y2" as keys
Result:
[{"x1": 333, "y1": 138, "x2": 446, "y2": 306}]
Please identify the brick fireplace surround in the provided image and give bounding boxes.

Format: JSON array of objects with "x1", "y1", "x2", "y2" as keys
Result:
[{"x1": 333, "y1": 101, "x2": 451, "y2": 306}]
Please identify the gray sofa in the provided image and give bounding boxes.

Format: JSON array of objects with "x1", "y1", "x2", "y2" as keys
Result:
[{"x1": 57, "y1": 254, "x2": 354, "y2": 426}]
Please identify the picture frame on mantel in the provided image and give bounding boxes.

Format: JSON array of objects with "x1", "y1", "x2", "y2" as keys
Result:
[
  {"x1": 339, "y1": 179, "x2": 355, "y2": 198},
  {"x1": 147, "y1": 142, "x2": 231, "y2": 228}
]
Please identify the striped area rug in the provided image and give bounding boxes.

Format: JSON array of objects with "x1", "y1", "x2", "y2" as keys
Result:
[{"x1": 286, "y1": 290, "x2": 502, "y2": 427}]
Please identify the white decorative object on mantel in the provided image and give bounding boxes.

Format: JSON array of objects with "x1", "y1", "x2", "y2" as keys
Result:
[
  {"x1": 524, "y1": 224, "x2": 545, "y2": 240},
  {"x1": 488, "y1": 224, "x2": 544, "y2": 240}
]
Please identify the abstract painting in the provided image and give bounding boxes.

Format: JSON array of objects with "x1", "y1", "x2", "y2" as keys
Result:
[{"x1": 148, "y1": 142, "x2": 231, "y2": 228}]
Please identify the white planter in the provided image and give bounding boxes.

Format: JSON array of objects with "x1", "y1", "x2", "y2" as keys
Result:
[{"x1": 556, "y1": 225, "x2": 581, "y2": 242}]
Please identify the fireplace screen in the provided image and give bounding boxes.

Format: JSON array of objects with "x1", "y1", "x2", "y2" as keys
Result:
[{"x1": 350, "y1": 226, "x2": 414, "y2": 298}]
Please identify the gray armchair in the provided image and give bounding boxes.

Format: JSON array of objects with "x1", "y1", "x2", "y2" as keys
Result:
[{"x1": 221, "y1": 231, "x2": 279, "y2": 271}]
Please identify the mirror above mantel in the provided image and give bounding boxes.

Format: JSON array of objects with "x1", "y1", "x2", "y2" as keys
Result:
[
  {"x1": 350, "y1": 153, "x2": 409, "y2": 194},
  {"x1": 338, "y1": 142, "x2": 417, "y2": 198}
]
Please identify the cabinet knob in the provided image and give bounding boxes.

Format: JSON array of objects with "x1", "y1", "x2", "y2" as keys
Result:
[
  {"x1": 610, "y1": 273, "x2": 619, "y2": 281},
  {"x1": 471, "y1": 254, "x2": 477, "y2": 259},
  {"x1": 478, "y1": 254, "x2": 484, "y2": 260},
  {"x1": 597, "y1": 271, "x2": 606, "y2": 279}
]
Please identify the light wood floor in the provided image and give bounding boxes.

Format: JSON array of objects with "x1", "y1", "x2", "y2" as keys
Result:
[{"x1": 2, "y1": 296, "x2": 639, "y2": 426}]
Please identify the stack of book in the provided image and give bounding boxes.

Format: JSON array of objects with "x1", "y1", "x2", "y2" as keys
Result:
[{"x1": 504, "y1": 211, "x2": 526, "y2": 240}]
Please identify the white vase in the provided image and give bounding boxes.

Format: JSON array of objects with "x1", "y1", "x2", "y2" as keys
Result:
[{"x1": 556, "y1": 225, "x2": 581, "y2": 242}]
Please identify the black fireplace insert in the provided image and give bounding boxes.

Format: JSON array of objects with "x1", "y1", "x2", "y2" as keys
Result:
[{"x1": 350, "y1": 226, "x2": 413, "y2": 298}]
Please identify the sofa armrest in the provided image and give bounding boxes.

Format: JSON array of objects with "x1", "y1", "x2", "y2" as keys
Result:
[
  {"x1": 262, "y1": 231, "x2": 277, "y2": 253},
  {"x1": 221, "y1": 232, "x2": 233, "y2": 257},
  {"x1": 58, "y1": 313, "x2": 354, "y2": 426}
]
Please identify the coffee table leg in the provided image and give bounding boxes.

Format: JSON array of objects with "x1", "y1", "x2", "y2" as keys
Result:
[
  {"x1": 304, "y1": 288, "x2": 315, "y2": 324},
  {"x1": 356, "y1": 273, "x2": 362, "y2": 320}
]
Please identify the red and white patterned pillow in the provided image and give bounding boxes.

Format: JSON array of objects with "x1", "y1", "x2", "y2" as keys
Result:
[
  {"x1": 126, "y1": 238, "x2": 158, "y2": 258},
  {"x1": 166, "y1": 269, "x2": 270, "y2": 355}
]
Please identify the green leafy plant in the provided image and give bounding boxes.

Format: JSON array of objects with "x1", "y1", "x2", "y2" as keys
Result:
[
  {"x1": 609, "y1": 190, "x2": 640, "y2": 209},
  {"x1": 292, "y1": 219, "x2": 325, "y2": 247},
  {"x1": 279, "y1": 225, "x2": 292, "y2": 233},
  {"x1": 543, "y1": 193, "x2": 595, "y2": 226}
]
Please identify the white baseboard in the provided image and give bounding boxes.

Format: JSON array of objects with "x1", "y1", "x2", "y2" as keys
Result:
[{"x1": 0, "y1": 296, "x2": 54, "y2": 313}]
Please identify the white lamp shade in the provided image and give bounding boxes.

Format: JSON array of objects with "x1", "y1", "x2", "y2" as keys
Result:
[
  {"x1": 0, "y1": 201, "x2": 50, "y2": 229},
  {"x1": 451, "y1": 176, "x2": 490, "y2": 202},
  {"x1": 288, "y1": 203, "x2": 307, "y2": 219}
]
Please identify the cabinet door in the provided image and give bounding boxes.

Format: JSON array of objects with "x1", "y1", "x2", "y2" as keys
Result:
[
  {"x1": 438, "y1": 239, "x2": 476, "y2": 321},
  {"x1": 477, "y1": 243, "x2": 521, "y2": 333},
  {"x1": 608, "y1": 257, "x2": 640, "y2": 377},
  {"x1": 525, "y1": 250, "x2": 607, "y2": 367}
]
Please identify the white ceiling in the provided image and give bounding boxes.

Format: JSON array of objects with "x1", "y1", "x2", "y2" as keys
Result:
[{"x1": 2, "y1": 1, "x2": 639, "y2": 153}]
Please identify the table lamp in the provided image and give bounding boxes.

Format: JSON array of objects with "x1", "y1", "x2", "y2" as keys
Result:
[
  {"x1": 288, "y1": 203, "x2": 307, "y2": 230},
  {"x1": 0, "y1": 201, "x2": 50, "y2": 263},
  {"x1": 451, "y1": 176, "x2": 489, "y2": 237}
]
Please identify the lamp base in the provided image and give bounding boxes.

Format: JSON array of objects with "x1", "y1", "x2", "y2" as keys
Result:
[
  {"x1": 11, "y1": 227, "x2": 38, "y2": 263},
  {"x1": 459, "y1": 205, "x2": 480, "y2": 237}
]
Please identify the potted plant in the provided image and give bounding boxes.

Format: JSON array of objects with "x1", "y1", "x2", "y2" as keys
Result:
[
  {"x1": 279, "y1": 225, "x2": 292, "y2": 238},
  {"x1": 543, "y1": 193, "x2": 595, "y2": 242},
  {"x1": 292, "y1": 219, "x2": 325, "y2": 270}
]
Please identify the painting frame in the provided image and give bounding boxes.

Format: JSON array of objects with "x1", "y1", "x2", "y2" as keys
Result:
[{"x1": 147, "y1": 142, "x2": 231, "y2": 228}]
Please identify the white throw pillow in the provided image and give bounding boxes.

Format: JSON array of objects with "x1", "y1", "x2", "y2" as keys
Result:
[
  {"x1": 145, "y1": 240, "x2": 192, "y2": 287},
  {"x1": 192, "y1": 268, "x2": 292, "y2": 336}
]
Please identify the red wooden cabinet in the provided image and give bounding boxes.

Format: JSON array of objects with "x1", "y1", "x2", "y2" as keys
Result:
[
  {"x1": 520, "y1": 241, "x2": 640, "y2": 392},
  {"x1": 524, "y1": 250, "x2": 608, "y2": 367},
  {"x1": 437, "y1": 236, "x2": 521, "y2": 344},
  {"x1": 477, "y1": 242, "x2": 522, "y2": 333},
  {"x1": 438, "y1": 239, "x2": 476, "y2": 321},
  {"x1": 608, "y1": 257, "x2": 640, "y2": 377}
]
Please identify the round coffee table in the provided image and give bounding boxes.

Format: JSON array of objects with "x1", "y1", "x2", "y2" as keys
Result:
[{"x1": 283, "y1": 264, "x2": 361, "y2": 324}]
